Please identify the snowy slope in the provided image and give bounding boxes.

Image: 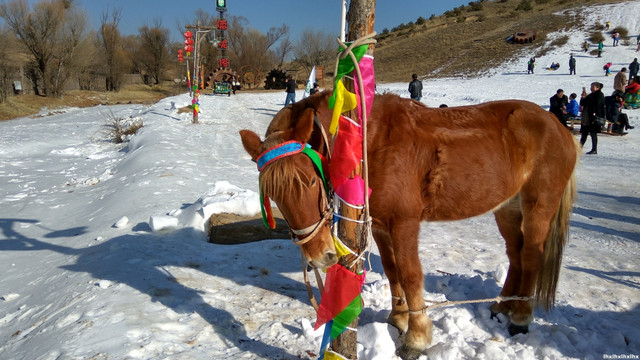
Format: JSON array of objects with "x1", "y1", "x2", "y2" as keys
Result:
[{"x1": 1, "y1": 2, "x2": 639, "y2": 360}]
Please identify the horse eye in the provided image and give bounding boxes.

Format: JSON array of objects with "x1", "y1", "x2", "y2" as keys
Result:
[{"x1": 310, "y1": 177, "x2": 317, "y2": 187}]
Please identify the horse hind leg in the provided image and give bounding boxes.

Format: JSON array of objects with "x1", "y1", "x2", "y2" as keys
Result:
[
  {"x1": 372, "y1": 228, "x2": 409, "y2": 334},
  {"x1": 509, "y1": 177, "x2": 574, "y2": 336},
  {"x1": 491, "y1": 195, "x2": 524, "y2": 322}
]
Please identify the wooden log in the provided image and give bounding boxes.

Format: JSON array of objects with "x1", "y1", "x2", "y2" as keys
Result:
[{"x1": 207, "y1": 209, "x2": 290, "y2": 244}]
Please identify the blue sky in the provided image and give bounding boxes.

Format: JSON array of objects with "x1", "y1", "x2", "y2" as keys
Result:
[{"x1": 70, "y1": 0, "x2": 471, "y2": 42}]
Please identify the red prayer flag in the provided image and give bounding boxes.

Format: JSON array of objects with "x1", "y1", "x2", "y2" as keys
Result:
[
  {"x1": 315, "y1": 264, "x2": 365, "y2": 330},
  {"x1": 329, "y1": 116, "x2": 363, "y2": 191}
]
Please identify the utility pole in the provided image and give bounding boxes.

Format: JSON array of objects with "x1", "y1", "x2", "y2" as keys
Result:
[{"x1": 185, "y1": 21, "x2": 216, "y2": 124}]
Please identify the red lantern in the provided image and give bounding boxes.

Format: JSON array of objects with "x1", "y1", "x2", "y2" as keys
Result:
[
  {"x1": 184, "y1": 30, "x2": 193, "y2": 39},
  {"x1": 184, "y1": 38, "x2": 194, "y2": 46},
  {"x1": 178, "y1": 49, "x2": 183, "y2": 54}
]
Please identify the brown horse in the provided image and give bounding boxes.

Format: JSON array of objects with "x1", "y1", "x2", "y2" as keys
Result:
[{"x1": 239, "y1": 90, "x2": 580, "y2": 360}]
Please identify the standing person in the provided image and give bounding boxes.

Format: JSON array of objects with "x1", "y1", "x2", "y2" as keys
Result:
[
  {"x1": 569, "y1": 54, "x2": 576, "y2": 75},
  {"x1": 613, "y1": 32, "x2": 620, "y2": 47},
  {"x1": 408, "y1": 73, "x2": 423, "y2": 101},
  {"x1": 614, "y1": 67, "x2": 627, "y2": 92},
  {"x1": 527, "y1": 56, "x2": 536, "y2": 74},
  {"x1": 284, "y1": 76, "x2": 296, "y2": 106},
  {"x1": 598, "y1": 41, "x2": 604, "y2": 57},
  {"x1": 628, "y1": 58, "x2": 639, "y2": 84},
  {"x1": 579, "y1": 82, "x2": 605, "y2": 154},
  {"x1": 583, "y1": 41, "x2": 590, "y2": 53},
  {"x1": 549, "y1": 88, "x2": 569, "y2": 127}
]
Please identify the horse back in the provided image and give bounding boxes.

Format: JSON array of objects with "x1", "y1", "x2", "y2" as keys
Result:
[{"x1": 366, "y1": 94, "x2": 577, "y2": 222}]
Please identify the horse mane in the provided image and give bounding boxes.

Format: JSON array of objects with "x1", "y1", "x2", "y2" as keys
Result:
[{"x1": 266, "y1": 90, "x2": 332, "y2": 137}]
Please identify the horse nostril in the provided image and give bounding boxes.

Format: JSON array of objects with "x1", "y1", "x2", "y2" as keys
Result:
[{"x1": 325, "y1": 251, "x2": 338, "y2": 264}]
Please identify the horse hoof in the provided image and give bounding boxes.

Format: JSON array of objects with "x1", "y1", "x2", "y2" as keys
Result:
[
  {"x1": 395, "y1": 344, "x2": 423, "y2": 360},
  {"x1": 508, "y1": 323, "x2": 529, "y2": 336},
  {"x1": 490, "y1": 311, "x2": 502, "y2": 322}
]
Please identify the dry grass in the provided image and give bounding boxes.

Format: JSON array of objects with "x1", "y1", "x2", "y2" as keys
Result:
[
  {"x1": 374, "y1": 0, "x2": 628, "y2": 82},
  {"x1": 0, "y1": 84, "x2": 182, "y2": 121}
]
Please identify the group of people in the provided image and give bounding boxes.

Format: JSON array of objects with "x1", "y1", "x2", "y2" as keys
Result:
[{"x1": 549, "y1": 77, "x2": 636, "y2": 155}]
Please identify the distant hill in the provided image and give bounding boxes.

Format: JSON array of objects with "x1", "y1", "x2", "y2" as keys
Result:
[{"x1": 373, "y1": 0, "x2": 629, "y2": 83}]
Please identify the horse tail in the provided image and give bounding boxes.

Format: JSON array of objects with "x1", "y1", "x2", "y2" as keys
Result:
[{"x1": 535, "y1": 140, "x2": 580, "y2": 310}]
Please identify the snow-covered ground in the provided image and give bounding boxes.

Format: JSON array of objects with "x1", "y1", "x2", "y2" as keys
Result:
[{"x1": 1, "y1": 2, "x2": 639, "y2": 360}]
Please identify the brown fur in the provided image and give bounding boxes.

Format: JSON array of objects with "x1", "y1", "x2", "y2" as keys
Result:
[{"x1": 239, "y1": 90, "x2": 580, "y2": 358}]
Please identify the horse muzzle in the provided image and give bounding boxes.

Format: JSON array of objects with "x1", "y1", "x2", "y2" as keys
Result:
[{"x1": 308, "y1": 249, "x2": 338, "y2": 269}]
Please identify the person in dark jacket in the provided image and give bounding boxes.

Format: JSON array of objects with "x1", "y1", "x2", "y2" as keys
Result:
[
  {"x1": 629, "y1": 58, "x2": 639, "y2": 84},
  {"x1": 605, "y1": 90, "x2": 634, "y2": 134},
  {"x1": 284, "y1": 76, "x2": 296, "y2": 106},
  {"x1": 549, "y1": 88, "x2": 569, "y2": 127},
  {"x1": 569, "y1": 54, "x2": 576, "y2": 75},
  {"x1": 579, "y1": 82, "x2": 605, "y2": 154},
  {"x1": 408, "y1": 74, "x2": 423, "y2": 101}
]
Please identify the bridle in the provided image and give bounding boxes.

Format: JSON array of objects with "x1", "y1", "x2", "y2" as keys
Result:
[{"x1": 255, "y1": 140, "x2": 332, "y2": 246}]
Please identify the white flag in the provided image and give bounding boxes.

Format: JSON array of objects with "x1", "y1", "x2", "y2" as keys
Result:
[{"x1": 303, "y1": 66, "x2": 316, "y2": 98}]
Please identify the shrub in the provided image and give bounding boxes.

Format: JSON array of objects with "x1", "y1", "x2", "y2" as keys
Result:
[
  {"x1": 416, "y1": 16, "x2": 426, "y2": 25},
  {"x1": 429, "y1": 14, "x2": 436, "y2": 21},
  {"x1": 107, "y1": 112, "x2": 144, "y2": 143},
  {"x1": 612, "y1": 27, "x2": 628, "y2": 38},
  {"x1": 516, "y1": 0, "x2": 533, "y2": 11},
  {"x1": 589, "y1": 31, "x2": 605, "y2": 44},
  {"x1": 469, "y1": 1, "x2": 484, "y2": 11}
]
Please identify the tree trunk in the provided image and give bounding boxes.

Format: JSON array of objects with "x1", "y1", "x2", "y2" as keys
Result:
[{"x1": 332, "y1": 1, "x2": 375, "y2": 359}]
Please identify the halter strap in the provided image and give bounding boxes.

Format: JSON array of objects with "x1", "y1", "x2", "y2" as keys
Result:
[{"x1": 256, "y1": 141, "x2": 305, "y2": 171}]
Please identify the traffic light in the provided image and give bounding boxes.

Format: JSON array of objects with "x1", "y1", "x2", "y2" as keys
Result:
[{"x1": 216, "y1": 0, "x2": 227, "y2": 11}]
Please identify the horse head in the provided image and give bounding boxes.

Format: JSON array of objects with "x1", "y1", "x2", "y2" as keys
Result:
[{"x1": 239, "y1": 96, "x2": 337, "y2": 269}]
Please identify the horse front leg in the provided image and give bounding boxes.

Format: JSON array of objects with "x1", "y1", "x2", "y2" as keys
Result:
[
  {"x1": 389, "y1": 218, "x2": 432, "y2": 360},
  {"x1": 372, "y1": 228, "x2": 409, "y2": 333}
]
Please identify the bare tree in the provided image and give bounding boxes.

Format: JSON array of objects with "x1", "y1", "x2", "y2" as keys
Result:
[
  {"x1": 226, "y1": 17, "x2": 289, "y2": 71},
  {"x1": 0, "y1": 27, "x2": 19, "y2": 103},
  {"x1": 47, "y1": 6, "x2": 86, "y2": 97},
  {"x1": 0, "y1": 0, "x2": 86, "y2": 97},
  {"x1": 135, "y1": 20, "x2": 170, "y2": 85},
  {"x1": 273, "y1": 36, "x2": 295, "y2": 69},
  {"x1": 294, "y1": 29, "x2": 336, "y2": 73},
  {"x1": 98, "y1": 8, "x2": 127, "y2": 91}
]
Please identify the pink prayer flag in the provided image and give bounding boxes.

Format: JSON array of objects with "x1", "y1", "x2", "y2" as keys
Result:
[
  {"x1": 334, "y1": 176, "x2": 371, "y2": 206},
  {"x1": 353, "y1": 55, "x2": 375, "y2": 126}
]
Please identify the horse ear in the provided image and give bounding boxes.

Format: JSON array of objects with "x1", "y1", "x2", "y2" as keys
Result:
[
  {"x1": 291, "y1": 108, "x2": 314, "y2": 143},
  {"x1": 239, "y1": 130, "x2": 264, "y2": 160}
]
